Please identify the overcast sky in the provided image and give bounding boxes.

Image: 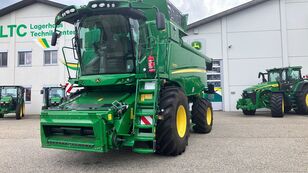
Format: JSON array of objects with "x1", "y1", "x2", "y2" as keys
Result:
[{"x1": 1, "y1": 0, "x2": 251, "y2": 23}]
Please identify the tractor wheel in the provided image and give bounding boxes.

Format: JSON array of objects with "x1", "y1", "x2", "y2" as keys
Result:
[
  {"x1": 22, "y1": 103, "x2": 25, "y2": 118},
  {"x1": 0, "y1": 114, "x2": 4, "y2": 118},
  {"x1": 270, "y1": 93, "x2": 284, "y2": 118},
  {"x1": 15, "y1": 104, "x2": 23, "y2": 120},
  {"x1": 156, "y1": 86, "x2": 190, "y2": 156},
  {"x1": 295, "y1": 86, "x2": 308, "y2": 115},
  {"x1": 192, "y1": 97, "x2": 213, "y2": 133},
  {"x1": 242, "y1": 109, "x2": 256, "y2": 116}
]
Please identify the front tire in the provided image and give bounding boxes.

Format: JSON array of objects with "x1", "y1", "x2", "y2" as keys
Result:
[
  {"x1": 271, "y1": 93, "x2": 284, "y2": 118},
  {"x1": 156, "y1": 87, "x2": 190, "y2": 156},
  {"x1": 192, "y1": 97, "x2": 213, "y2": 133}
]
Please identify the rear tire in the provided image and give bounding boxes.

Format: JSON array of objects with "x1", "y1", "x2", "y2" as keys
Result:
[
  {"x1": 295, "y1": 86, "x2": 308, "y2": 115},
  {"x1": 243, "y1": 109, "x2": 256, "y2": 116},
  {"x1": 192, "y1": 97, "x2": 213, "y2": 133},
  {"x1": 271, "y1": 93, "x2": 284, "y2": 118},
  {"x1": 156, "y1": 87, "x2": 190, "y2": 156}
]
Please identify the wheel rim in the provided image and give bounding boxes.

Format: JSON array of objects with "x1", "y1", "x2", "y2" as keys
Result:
[
  {"x1": 176, "y1": 105, "x2": 187, "y2": 138},
  {"x1": 206, "y1": 107, "x2": 212, "y2": 126},
  {"x1": 282, "y1": 98, "x2": 285, "y2": 113},
  {"x1": 305, "y1": 94, "x2": 308, "y2": 107},
  {"x1": 22, "y1": 104, "x2": 25, "y2": 117},
  {"x1": 20, "y1": 106, "x2": 23, "y2": 117}
]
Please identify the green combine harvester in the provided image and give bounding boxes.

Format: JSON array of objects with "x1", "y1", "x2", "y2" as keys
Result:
[
  {"x1": 41, "y1": 87, "x2": 66, "y2": 109},
  {"x1": 0, "y1": 86, "x2": 25, "y2": 120},
  {"x1": 41, "y1": 0, "x2": 214, "y2": 156},
  {"x1": 237, "y1": 66, "x2": 308, "y2": 117}
]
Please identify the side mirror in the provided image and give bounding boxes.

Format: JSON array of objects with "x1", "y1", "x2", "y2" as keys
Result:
[
  {"x1": 206, "y1": 62, "x2": 213, "y2": 71},
  {"x1": 208, "y1": 84, "x2": 215, "y2": 94},
  {"x1": 156, "y1": 12, "x2": 166, "y2": 30},
  {"x1": 258, "y1": 72, "x2": 267, "y2": 83},
  {"x1": 51, "y1": 32, "x2": 61, "y2": 46},
  {"x1": 40, "y1": 90, "x2": 44, "y2": 95}
]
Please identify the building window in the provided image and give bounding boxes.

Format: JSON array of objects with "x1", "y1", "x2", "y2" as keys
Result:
[
  {"x1": 18, "y1": 51, "x2": 32, "y2": 66},
  {"x1": 0, "y1": 52, "x2": 8, "y2": 67},
  {"x1": 25, "y1": 88, "x2": 31, "y2": 102},
  {"x1": 44, "y1": 50, "x2": 58, "y2": 65}
]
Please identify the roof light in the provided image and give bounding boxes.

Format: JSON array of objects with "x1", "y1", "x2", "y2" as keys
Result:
[
  {"x1": 91, "y1": 3, "x2": 98, "y2": 8},
  {"x1": 62, "y1": 13, "x2": 66, "y2": 17},
  {"x1": 65, "y1": 10, "x2": 70, "y2": 15},
  {"x1": 111, "y1": 3, "x2": 115, "y2": 8},
  {"x1": 107, "y1": 4, "x2": 110, "y2": 8},
  {"x1": 99, "y1": 3, "x2": 105, "y2": 7},
  {"x1": 70, "y1": 8, "x2": 76, "y2": 13}
]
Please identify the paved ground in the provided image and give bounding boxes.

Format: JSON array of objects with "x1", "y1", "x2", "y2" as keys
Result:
[{"x1": 0, "y1": 112, "x2": 308, "y2": 173}]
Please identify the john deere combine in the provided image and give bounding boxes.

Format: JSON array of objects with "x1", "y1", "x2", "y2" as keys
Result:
[
  {"x1": 237, "y1": 66, "x2": 308, "y2": 117},
  {"x1": 41, "y1": 87, "x2": 66, "y2": 109},
  {"x1": 0, "y1": 86, "x2": 25, "y2": 120},
  {"x1": 41, "y1": 0, "x2": 214, "y2": 156}
]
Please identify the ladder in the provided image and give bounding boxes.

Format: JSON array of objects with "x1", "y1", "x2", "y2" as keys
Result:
[{"x1": 133, "y1": 79, "x2": 159, "y2": 154}]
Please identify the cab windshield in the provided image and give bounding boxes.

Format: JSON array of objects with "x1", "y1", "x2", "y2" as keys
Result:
[
  {"x1": 268, "y1": 71, "x2": 282, "y2": 82},
  {"x1": 49, "y1": 88, "x2": 64, "y2": 99},
  {"x1": 1, "y1": 88, "x2": 17, "y2": 98},
  {"x1": 78, "y1": 15, "x2": 147, "y2": 75}
]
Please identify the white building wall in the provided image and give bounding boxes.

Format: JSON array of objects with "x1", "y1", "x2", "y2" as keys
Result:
[
  {"x1": 0, "y1": 3, "x2": 73, "y2": 115},
  {"x1": 187, "y1": 0, "x2": 308, "y2": 111}
]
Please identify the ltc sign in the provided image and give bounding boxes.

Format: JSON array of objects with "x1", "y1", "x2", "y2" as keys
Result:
[{"x1": 0, "y1": 23, "x2": 74, "y2": 38}]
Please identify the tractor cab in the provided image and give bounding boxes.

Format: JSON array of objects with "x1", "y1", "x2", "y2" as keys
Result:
[
  {"x1": 267, "y1": 67, "x2": 302, "y2": 83},
  {"x1": 41, "y1": 87, "x2": 66, "y2": 109},
  {"x1": 0, "y1": 86, "x2": 25, "y2": 119}
]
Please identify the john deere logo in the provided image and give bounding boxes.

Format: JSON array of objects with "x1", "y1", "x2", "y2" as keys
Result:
[
  {"x1": 192, "y1": 41, "x2": 202, "y2": 50},
  {"x1": 96, "y1": 78, "x2": 101, "y2": 83}
]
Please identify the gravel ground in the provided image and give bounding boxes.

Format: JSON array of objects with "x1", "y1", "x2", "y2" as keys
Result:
[{"x1": 0, "y1": 111, "x2": 308, "y2": 173}]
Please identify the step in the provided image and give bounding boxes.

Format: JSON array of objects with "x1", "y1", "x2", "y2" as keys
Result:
[
  {"x1": 134, "y1": 133, "x2": 155, "y2": 141},
  {"x1": 139, "y1": 89, "x2": 155, "y2": 94},
  {"x1": 135, "y1": 124, "x2": 154, "y2": 129},
  {"x1": 136, "y1": 109, "x2": 156, "y2": 116},
  {"x1": 138, "y1": 100, "x2": 155, "y2": 106},
  {"x1": 133, "y1": 148, "x2": 155, "y2": 154}
]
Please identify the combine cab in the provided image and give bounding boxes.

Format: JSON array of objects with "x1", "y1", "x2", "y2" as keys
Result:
[
  {"x1": 41, "y1": 87, "x2": 66, "y2": 109},
  {"x1": 40, "y1": 0, "x2": 214, "y2": 155},
  {"x1": 237, "y1": 66, "x2": 308, "y2": 117},
  {"x1": 0, "y1": 86, "x2": 25, "y2": 120}
]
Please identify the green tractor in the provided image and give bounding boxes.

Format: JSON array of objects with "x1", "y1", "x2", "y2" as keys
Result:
[
  {"x1": 41, "y1": 87, "x2": 66, "y2": 109},
  {"x1": 237, "y1": 66, "x2": 308, "y2": 117},
  {"x1": 40, "y1": 0, "x2": 214, "y2": 156},
  {"x1": 0, "y1": 86, "x2": 25, "y2": 120}
]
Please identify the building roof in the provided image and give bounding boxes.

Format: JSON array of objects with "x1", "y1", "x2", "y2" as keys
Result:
[
  {"x1": 188, "y1": 0, "x2": 270, "y2": 30},
  {"x1": 0, "y1": 0, "x2": 66, "y2": 17}
]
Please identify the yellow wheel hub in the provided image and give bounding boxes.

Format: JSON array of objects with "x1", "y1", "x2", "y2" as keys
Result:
[
  {"x1": 282, "y1": 98, "x2": 285, "y2": 113},
  {"x1": 22, "y1": 104, "x2": 25, "y2": 117},
  {"x1": 176, "y1": 105, "x2": 187, "y2": 138},
  {"x1": 206, "y1": 107, "x2": 212, "y2": 126},
  {"x1": 20, "y1": 106, "x2": 23, "y2": 117},
  {"x1": 305, "y1": 94, "x2": 308, "y2": 107}
]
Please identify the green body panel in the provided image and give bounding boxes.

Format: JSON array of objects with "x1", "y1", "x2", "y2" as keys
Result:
[
  {"x1": 237, "y1": 66, "x2": 308, "y2": 112},
  {"x1": 41, "y1": 0, "x2": 212, "y2": 154}
]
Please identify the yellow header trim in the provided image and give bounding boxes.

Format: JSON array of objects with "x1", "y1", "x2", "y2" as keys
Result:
[{"x1": 172, "y1": 68, "x2": 207, "y2": 74}]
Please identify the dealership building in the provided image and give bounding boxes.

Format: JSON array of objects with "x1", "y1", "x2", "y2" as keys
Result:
[
  {"x1": 186, "y1": 0, "x2": 308, "y2": 111},
  {"x1": 0, "y1": 0, "x2": 74, "y2": 114},
  {"x1": 1, "y1": 0, "x2": 308, "y2": 114}
]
